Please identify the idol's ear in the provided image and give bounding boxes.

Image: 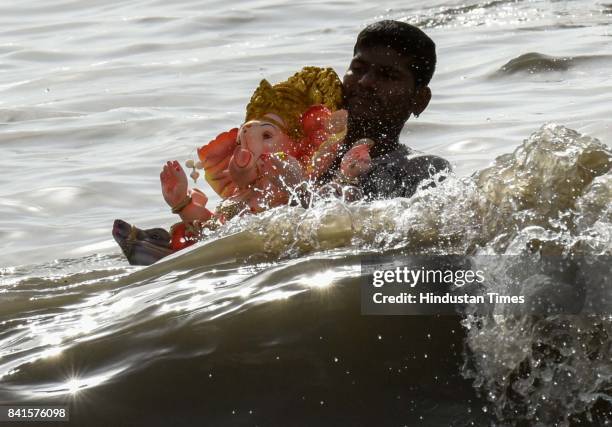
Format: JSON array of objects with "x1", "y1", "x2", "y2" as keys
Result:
[
  {"x1": 197, "y1": 128, "x2": 239, "y2": 198},
  {"x1": 413, "y1": 86, "x2": 431, "y2": 117}
]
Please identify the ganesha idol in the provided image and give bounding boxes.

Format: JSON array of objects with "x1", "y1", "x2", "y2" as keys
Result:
[{"x1": 159, "y1": 66, "x2": 349, "y2": 252}]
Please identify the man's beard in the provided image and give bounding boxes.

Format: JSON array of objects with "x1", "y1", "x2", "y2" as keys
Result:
[{"x1": 346, "y1": 112, "x2": 396, "y2": 141}]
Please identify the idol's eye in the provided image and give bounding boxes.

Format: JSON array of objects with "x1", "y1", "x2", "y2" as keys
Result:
[{"x1": 263, "y1": 131, "x2": 272, "y2": 140}]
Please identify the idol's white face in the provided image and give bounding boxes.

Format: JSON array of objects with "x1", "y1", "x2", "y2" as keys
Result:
[{"x1": 238, "y1": 120, "x2": 289, "y2": 157}]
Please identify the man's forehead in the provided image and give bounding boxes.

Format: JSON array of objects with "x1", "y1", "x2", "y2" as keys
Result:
[{"x1": 352, "y1": 45, "x2": 415, "y2": 70}]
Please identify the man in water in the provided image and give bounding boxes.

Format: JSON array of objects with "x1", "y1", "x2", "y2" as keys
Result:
[
  {"x1": 323, "y1": 20, "x2": 450, "y2": 199},
  {"x1": 114, "y1": 20, "x2": 449, "y2": 264}
]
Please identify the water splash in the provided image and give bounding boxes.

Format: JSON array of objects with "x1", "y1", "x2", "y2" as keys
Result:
[{"x1": 462, "y1": 124, "x2": 611, "y2": 425}]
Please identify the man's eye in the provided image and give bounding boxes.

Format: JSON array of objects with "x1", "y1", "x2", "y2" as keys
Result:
[
  {"x1": 263, "y1": 132, "x2": 272, "y2": 140},
  {"x1": 380, "y1": 70, "x2": 398, "y2": 79}
]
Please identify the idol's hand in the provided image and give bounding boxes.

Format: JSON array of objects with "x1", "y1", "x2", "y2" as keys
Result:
[
  {"x1": 257, "y1": 153, "x2": 303, "y2": 190},
  {"x1": 340, "y1": 140, "x2": 373, "y2": 178},
  {"x1": 160, "y1": 160, "x2": 189, "y2": 208}
]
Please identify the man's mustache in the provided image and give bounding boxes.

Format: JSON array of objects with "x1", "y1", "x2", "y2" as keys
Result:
[{"x1": 344, "y1": 91, "x2": 382, "y2": 107}]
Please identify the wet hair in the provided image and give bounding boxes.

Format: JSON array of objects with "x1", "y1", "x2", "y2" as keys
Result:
[{"x1": 354, "y1": 20, "x2": 436, "y2": 87}]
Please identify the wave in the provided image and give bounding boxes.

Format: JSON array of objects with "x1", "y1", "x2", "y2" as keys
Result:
[
  {"x1": 382, "y1": 0, "x2": 611, "y2": 31},
  {"x1": 0, "y1": 108, "x2": 83, "y2": 123},
  {"x1": 385, "y1": 0, "x2": 528, "y2": 29},
  {"x1": 493, "y1": 52, "x2": 612, "y2": 75},
  {"x1": 0, "y1": 124, "x2": 610, "y2": 424}
]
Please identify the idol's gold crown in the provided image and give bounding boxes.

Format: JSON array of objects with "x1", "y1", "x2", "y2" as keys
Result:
[{"x1": 245, "y1": 66, "x2": 343, "y2": 140}]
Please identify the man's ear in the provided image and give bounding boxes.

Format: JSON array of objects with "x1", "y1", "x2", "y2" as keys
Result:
[{"x1": 413, "y1": 86, "x2": 431, "y2": 117}]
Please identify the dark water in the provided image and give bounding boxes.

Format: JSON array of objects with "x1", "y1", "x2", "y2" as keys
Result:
[
  {"x1": 6, "y1": 293, "x2": 486, "y2": 426},
  {"x1": 1, "y1": 125, "x2": 611, "y2": 426}
]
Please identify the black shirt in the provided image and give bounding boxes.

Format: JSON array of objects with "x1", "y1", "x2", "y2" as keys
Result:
[{"x1": 357, "y1": 145, "x2": 451, "y2": 200}]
